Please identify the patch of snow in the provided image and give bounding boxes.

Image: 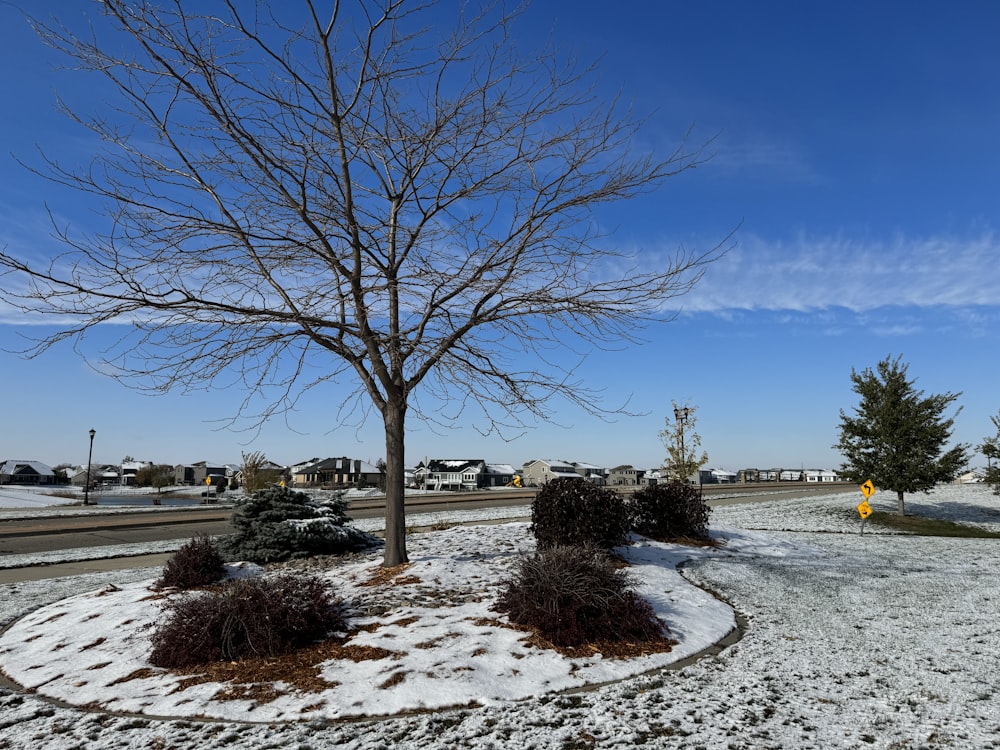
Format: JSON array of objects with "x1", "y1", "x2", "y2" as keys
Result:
[{"x1": 1, "y1": 483, "x2": 999, "y2": 747}]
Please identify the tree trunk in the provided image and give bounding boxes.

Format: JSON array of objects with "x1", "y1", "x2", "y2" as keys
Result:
[
  {"x1": 896, "y1": 490, "x2": 906, "y2": 515},
  {"x1": 382, "y1": 398, "x2": 409, "y2": 567}
]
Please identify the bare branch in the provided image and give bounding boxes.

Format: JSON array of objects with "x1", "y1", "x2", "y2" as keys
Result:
[{"x1": 1, "y1": 1, "x2": 726, "y2": 565}]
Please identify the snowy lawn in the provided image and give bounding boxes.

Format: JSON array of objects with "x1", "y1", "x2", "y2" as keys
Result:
[
  {"x1": 0, "y1": 522, "x2": 736, "y2": 721},
  {"x1": 0, "y1": 483, "x2": 998, "y2": 748}
]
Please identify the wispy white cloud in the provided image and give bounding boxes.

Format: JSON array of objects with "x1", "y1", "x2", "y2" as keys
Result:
[
  {"x1": 707, "y1": 136, "x2": 827, "y2": 185},
  {"x1": 676, "y1": 230, "x2": 1000, "y2": 314}
]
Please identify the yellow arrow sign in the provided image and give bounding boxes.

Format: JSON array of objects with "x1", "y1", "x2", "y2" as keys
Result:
[
  {"x1": 857, "y1": 500, "x2": 872, "y2": 519},
  {"x1": 860, "y1": 479, "x2": 875, "y2": 499}
]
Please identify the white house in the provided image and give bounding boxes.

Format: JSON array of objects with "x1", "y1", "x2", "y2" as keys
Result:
[
  {"x1": 418, "y1": 459, "x2": 486, "y2": 491},
  {"x1": 803, "y1": 469, "x2": 839, "y2": 483}
]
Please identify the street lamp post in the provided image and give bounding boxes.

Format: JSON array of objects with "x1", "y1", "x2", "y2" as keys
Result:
[
  {"x1": 674, "y1": 406, "x2": 691, "y2": 484},
  {"x1": 84, "y1": 428, "x2": 96, "y2": 506}
]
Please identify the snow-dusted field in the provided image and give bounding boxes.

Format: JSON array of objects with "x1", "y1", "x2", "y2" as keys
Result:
[{"x1": 1, "y1": 484, "x2": 999, "y2": 748}]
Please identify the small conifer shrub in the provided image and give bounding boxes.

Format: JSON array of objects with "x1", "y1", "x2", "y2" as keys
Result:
[
  {"x1": 530, "y1": 477, "x2": 630, "y2": 550},
  {"x1": 630, "y1": 481, "x2": 711, "y2": 540},
  {"x1": 494, "y1": 545, "x2": 665, "y2": 647},
  {"x1": 157, "y1": 533, "x2": 226, "y2": 590},
  {"x1": 149, "y1": 573, "x2": 346, "y2": 668},
  {"x1": 224, "y1": 485, "x2": 378, "y2": 563}
]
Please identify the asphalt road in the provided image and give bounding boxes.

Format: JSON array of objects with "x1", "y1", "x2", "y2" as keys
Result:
[{"x1": 0, "y1": 483, "x2": 859, "y2": 583}]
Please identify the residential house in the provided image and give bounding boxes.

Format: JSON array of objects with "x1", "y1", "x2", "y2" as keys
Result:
[
  {"x1": 71, "y1": 464, "x2": 119, "y2": 487},
  {"x1": 228, "y1": 460, "x2": 285, "y2": 489},
  {"x1": 803, "y1": 469, "x2": 839, "y2": 483},
  {"x1": 295, "y1": 457, "x2": 382, "y2": 488},
  {"x1": 289, "y1": 457, "x2": 322, "y2": 486},
  {"x1": 572, "y1": 461, "x2": 607, "y2": 484},
  {"x1": 607, "y1": 464, "x2": 640, "y2": 486},
  {"x1": 174, "y1": 461, "x2": 229, "y2": 487},
  {"x1": 418, "y1": 459, "x2": 487, "y2": 491},
  {"x1": 119, "y1": 460, "x2": 152, "y2": 486},
  {"x1": 651, "y1": 467, "x2": 699, "y2": 485},
  {"x1": 520, "y1": 459, "x2": 581, "y2": 487},
  {"x1": 0, "y1": 459, "x2": 56, "y2": 485},
  {"x1": 485, "y1": 463, "x2": 518, "y2": 487},
  {"x1": 699, "y1": 468, "x2": 738, "y2": 484},
  {"x1": 956, "y1": 468, "x2": 986, "y2": 484}
]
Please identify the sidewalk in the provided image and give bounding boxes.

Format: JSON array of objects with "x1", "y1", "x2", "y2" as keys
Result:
[{"x1": 0, "y1": 552, "x2": 174, "y2": 584}]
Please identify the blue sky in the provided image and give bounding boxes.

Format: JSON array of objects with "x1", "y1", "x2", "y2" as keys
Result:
[{"x1": 2, "y1": 1, "x2": 999, "y2": 472}]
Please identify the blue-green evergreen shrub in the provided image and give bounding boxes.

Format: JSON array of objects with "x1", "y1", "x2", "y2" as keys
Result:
[{"x1": 224, "y1": 485, "x2": 377, "y2": 563}]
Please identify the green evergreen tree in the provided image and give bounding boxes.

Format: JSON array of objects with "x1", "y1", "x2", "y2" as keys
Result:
[
  {"x1": 835, "y1": 355, "x2": 970, "y2": 514},
  {"x1": 979, "y1": 411, "x2": 1000, "y2": 495},
  {"x1": 224, "y1": 485, "x2": 377, "y2": 564}
]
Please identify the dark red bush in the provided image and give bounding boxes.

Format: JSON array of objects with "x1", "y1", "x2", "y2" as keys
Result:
[
  {"x1": 630, "y1": 481, "x2": 711, "y2": 540},
  {"x1": 149, "y1": 574, "x2": 346, "y2": 668},
  {"x1": 494, "y1": 545, "x2": 665, "y2": 648},
  {"x1": 157, "y1": 533, "x2": 226, "y2": 590},
  {"x1": 530, "y1": 478, "x2": 630, "y2": 550}
]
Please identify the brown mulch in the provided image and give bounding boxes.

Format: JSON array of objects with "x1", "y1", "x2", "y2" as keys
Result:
[
  {"x1": 657, "y1": 535, "x2": 725, "y2": 548},
  {"x1": 522, "y1": 631, "x2": 678, "y2": 659},
  {"x1": 158, "y1": 637, "x2": 404, "y2": 700},
  {"x1": 472, "y1": 616, "x2": 677, "y2": 660},
  {"x1": 117, "y1": 538, "x2": 696, "y2": 705},
  {"x1": 360, "y1": 564, "x2": 422, "y2": 587}
]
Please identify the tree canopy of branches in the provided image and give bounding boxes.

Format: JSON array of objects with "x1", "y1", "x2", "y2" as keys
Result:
[
  {"x1": 835, "y1": 355, "x2": 969, "y2": 514},
  {"x1": 979, "y1": 411, "x2": 1000, "y2": 496},
  {"x1": 240, "y1": 450, "x2": 282, "y2": 493},
  {"x1": 0, "y1": 1, "x2": 723, "y2": 566},
  {"x1": 659, "y1": 401, "x2": 708, "y2": 484},
  {"x1": 135, "y1": 463, "x2": 176, "y2": 492}
]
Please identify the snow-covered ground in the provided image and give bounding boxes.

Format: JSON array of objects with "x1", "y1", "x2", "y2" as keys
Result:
[{"x1": 1, "y1": 484, "x2": 999, "y2": 748}]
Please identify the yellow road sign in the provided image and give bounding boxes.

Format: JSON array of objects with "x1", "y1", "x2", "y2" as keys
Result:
[
  {"x1": 860, "y1": 479, "x2": 875, "y2": 499},
  {"x1": 857, "y1": 500, "x2": 872, "y2": 519},
  {"x1": 205, "y1": 477, "x2": 211, "y2": 485}
]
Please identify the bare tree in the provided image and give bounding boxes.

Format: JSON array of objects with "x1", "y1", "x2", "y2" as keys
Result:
[
  {"x1": 980, "y1": 411, "x2": 1000, "y2": 496},
  {"x1": 240, "y1": 450, "x2": 274, "y2": 494},
  {"x1": 0, "y1": 1, "x2": 724, "y2": 565}
]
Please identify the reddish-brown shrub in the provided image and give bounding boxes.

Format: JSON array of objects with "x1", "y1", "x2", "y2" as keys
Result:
[
  {"x1": 530, "y1": 478, "x2": 630, "y2": 550},
  {"x1": 157, "y1": 534, "x2": 227, "y2": 590},
  {"x1": 630, "y1": 481, "x2": 712, "y2": 540},
  {"x1": 494, "y1": 546, "x2": 665, "y2": 647},
  {"x1": 149, "y1": 574, "x2": 346, "y2": 668}
]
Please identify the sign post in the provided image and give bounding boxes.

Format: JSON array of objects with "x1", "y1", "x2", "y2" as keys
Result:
[{"x1": 857, "y1": 480, "x2": 875, "y2": 534}]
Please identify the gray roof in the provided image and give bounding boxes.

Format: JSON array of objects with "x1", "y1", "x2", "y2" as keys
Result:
[{"x1": 0, "y1": 459, "x2": 55, "y2": 477}]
